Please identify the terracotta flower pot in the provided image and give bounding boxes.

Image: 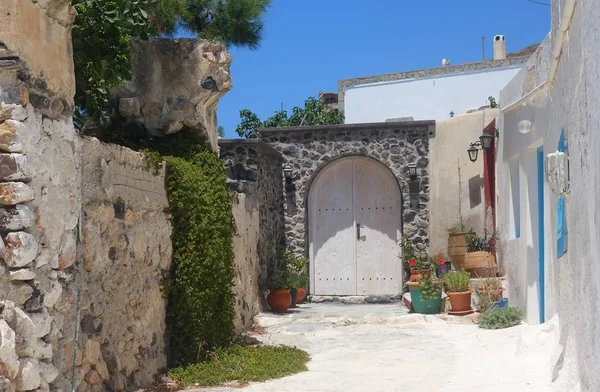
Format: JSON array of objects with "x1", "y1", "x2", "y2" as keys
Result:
[
  {"x1": 464, "y1": 251, "x2": 498, "y2": 278},
  {"x1": 297, "y1": 288, "x2": 306, "y2": 304},
  {"x1": 447, "y1": 232, "x2": 469, "y2": 270},
  {"x1": 446, "y1": 290, "x2": 473, "y2": 312},
  {"x1": 409, "y1": 269, "x2": 430, "y2": 282},
  {"x1": 267, "y1": 289, "x2": 291, "y2": 313}
]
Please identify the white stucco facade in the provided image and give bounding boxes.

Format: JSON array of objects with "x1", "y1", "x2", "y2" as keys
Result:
[
  {"x1": 344, "y1": 67, "x2": 521, "y2": 123},
  {"x1": 497, "y1": 0, "x2": 600, "y2": 388}
]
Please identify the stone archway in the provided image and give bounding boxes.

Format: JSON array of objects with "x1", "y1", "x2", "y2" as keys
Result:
[{"x1": 308, "y1": 156, "x2": 403, "y2": 296}]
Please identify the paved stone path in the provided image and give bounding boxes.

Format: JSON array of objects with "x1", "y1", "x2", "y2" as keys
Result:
[{"x1": 188, "y1": 303, "x2": 556, "y2": 392}]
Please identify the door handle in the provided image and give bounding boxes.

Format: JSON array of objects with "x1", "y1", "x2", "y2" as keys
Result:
[{"x1": 356, "y1": 223, "x2": 361, "y2": 240}]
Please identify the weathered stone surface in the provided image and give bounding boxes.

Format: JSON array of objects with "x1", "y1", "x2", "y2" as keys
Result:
[
  {"x1": 41, "y1": 281, "x2": 61, "y2": 310},
  {"x1": 0, "y1": 320, "x2": 19, "y2": 380},
  {"x1": 0, "y1": 104, "x2": 26, "y2": 123},
  {"x1": 0, "y1": 154, "x2": 30, "y2": 182},
  {"x1": 3, "y1": 232, "x2": 38, "y2": 268},
  {"x1": 8, "y1": 270, "x2": 34, "y2": 282},
  {"x1": 113, "y1": 39, "x2": 233, "y2": 151},
  {"x1": 0, "y1": 205, "x2": 34, "y2": 232},
  {"x1": 28, "y1": 312, "x2": 51, "y2": 339},
  {"x1": 0, "y1": 282, "x2": 32, "y2": 309},
  {"x1": 38, "y1": 363, "x2": 57, "y2": 384},
  {"x1": 0, "y1": 183, "x2": 33, "y2": 206},
  {"x1": 13, "y1": 308, "x2": 34, "y2": 340},
  {"x1": 0, "y1": 121, "x2": 23, "y2": 153},
  {"x1": 15, "y1": 359, "x2": 41, "y2": 391}
]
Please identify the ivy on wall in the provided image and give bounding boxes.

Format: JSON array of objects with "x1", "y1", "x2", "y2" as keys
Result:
[{"x1": 118, "y1": 129, "x2": 236, "y2": 366}]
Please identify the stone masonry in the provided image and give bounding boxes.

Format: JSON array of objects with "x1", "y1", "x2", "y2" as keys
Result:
[
  {"x1": 219, "y1": 139, "x2": 285, "y2": 325},
  {"x1": 260, "y1": 121, "x2": 435, "y2": 263},
  {"x1": 78, "y1": 138, "x2": 172, "y2": 391}
]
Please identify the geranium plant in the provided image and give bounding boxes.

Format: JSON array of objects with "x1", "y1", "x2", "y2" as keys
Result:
[{"x1": 419, "y1": 273, "x2": 444, "y2": 300}]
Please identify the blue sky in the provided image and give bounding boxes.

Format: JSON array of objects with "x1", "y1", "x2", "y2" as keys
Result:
[{"x1": 190, "y1": 1, "x2": 551, "y2": 138}]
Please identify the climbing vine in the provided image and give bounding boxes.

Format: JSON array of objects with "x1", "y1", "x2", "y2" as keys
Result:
[{"x1": 124, "y1": 129, "x2": 236, "y2": 366}]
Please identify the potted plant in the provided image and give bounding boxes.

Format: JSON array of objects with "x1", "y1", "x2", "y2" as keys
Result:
[
  {"x1": 407, "y1": 256, "x2": 443, "y2": 314},
  {"x1": 263, "y1": 267, "x2": 292, "y2": 313},
  {"x1": 434, "y1": 253, "x2": 451, "y2": 278},
  {"x1": 475, "y1": 277, "x2": 506, "y2": 312},
  {"x1": 464, "y1": 230, "x2": 498, "y2": 278},
  {"x1": 444, "y1": 269, "x2": 473, "y2": 315},
  {"x1": 399, "y1": 236, "x2": 428, "y2": 281},
  {"x1": 447, "y1": 224, "x2": 473, "y2": 271},
  {"x1": 284, "y1": 251, "x2": 309, "y2": 307}
]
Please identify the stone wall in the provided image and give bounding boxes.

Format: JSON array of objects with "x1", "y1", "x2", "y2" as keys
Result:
[
  {"x1": 113, "y1": 39, "x2": 232, "y2": 152},
  {"x1": 78, "y1": 138, "x2": 171, "y2": 391},
  {"x1": 260, "y1": 121, "x2": 435, "y2": 258},
  {"x1": 219, "y1": 139, "x2": 284, "y2": 330}
]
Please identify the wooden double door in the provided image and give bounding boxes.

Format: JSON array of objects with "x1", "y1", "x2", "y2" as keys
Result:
[{"x1": 308, "y1": 157, "x2": 402, "y2": 296}]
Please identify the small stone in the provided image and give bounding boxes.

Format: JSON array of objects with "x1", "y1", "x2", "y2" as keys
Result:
[
  {"x1": 0, "y1": 154, "x2": 30, "y2": 182},
  {"x1": 0, "y1": 319, "x2": 19, "y2": 379},
  {"x1": 29, "y1": 312, "x2": 51, "y2": 339},
  {"x1": 0, "y1": 121, "x2": 23, "y2": 153},
  {"x1": 84, "y1": 370, "x2": 100, "y2": 385},
  {"x1": 118, "y1": 98, "x2": 141, "y2": 118},
  {"x1": 9, "y1": 269, "x2": 35, "y2": 281},
  {"x1": 3, "y1": 232, "x2": 38, "y2": 268},
  {"x1": 0, "y1": 205, "x2": 35, "y2": 231},
  {"x1": 57, "y1": 235, "x2": 76, "y2": 270},
  {"x1": 13, "y1": 308, "x2": 34, "y2": 340},
  {"x1": 0, "y1": 301, "x2": 15, "y2": 324},
  {"x1": 38, "y1": 363, "x2": 57, "y2": 384},
  {"x1": 0, "y1": 104, "x2": 26, "y2": 123},
  {"x1": 15, "y1": 359, "x2": 41, "y2": 391},
  {"x1": 0, "y1": 183, "x2": 33, "y2": 206},
  {"x1": 42, "y1": 282, "x2": 61, "y2": 309},
  {"x1": 24, "y1": 289, "x2": 43, "y2": 313},
  {"x1": 82, "y1": 340, "x2": 102, "y2": 366}
]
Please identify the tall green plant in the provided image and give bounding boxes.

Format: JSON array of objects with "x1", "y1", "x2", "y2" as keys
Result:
[{"x1": 444, "y1": 270, "x2": 471, "y2": 293}]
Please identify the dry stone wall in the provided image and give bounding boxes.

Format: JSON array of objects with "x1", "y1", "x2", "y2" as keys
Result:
[
  {"x1": 78, "y1": 138, "x2": 171, "y2": 391},
  {"x1": 219, "y1": 140, "x2": 285, "y2": 330}
]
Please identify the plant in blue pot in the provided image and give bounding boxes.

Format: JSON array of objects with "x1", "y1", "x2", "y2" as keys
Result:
[{"x1": 407, "y1": 256, "x2": 444, "y2": 314}]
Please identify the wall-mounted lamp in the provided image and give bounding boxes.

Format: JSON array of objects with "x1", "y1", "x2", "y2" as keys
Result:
[
  {"x1": 408, "y1": 163, "x2": 418, "y2": 181},
  {"x1": 283, "y1": 164, "x2": 293, "y2": 184},
  {"x1": 467, "y1": 129, "x2": 498, "y2": 163},
  {"x1": 449, "y1": 111, "x2": 455, "y2": 118},
  {"x1": 518, "y1": 120, "x2": 532, "y2": 134}
]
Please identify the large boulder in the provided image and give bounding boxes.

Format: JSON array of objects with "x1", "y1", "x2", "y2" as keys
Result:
[{"x1": 112, "y1": 39, "x2": 233, "y2": 151}]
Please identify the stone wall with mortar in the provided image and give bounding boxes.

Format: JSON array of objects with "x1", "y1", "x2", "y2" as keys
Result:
[
  {"x1": 260, "y1": 121, "x2": 435, "y2": 265},
  {"x1": 78, "y1": 138, "x2": 172, "y2": 391},
  {"x1": 219, "y1": 139, "x2": 284, "y2": 329},
  {"x1": 0, "y1": 1, "x2": 81, "y2": 390}
]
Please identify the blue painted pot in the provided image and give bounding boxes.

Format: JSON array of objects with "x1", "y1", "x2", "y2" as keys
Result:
[
  {"x1": 407, "y1": 282, "x2": 442, "y2": 314},
  {"x1": 492, "y1": 298, "x2": 508, "y2": 308}
]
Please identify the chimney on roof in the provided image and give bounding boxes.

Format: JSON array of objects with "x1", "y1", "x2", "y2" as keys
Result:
[{"x1": 493, "y1": 35, "x2": 506, "y2": 60}]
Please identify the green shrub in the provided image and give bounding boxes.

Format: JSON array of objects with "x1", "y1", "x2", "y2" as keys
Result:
[
  {"x1": 478, "y1": 306, "x2": 523, "y2": 330},
  {"x1": 169, "y1": 344, "x2": 309, "y2": 387},
  {"x1": 444, "y1": 270, "x2": 471, "y2": 293}
]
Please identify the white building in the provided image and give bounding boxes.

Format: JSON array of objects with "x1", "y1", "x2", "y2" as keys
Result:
[
  {"x1": 338, "y1": 36, "x2": 534, "y2": 123},
  {"x1": 497, "y1": 0, "x2": 600, "y2": 388}
]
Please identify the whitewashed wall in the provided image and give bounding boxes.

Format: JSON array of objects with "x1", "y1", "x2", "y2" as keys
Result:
[{"x1": 344, "y1": 67, "x2": 521, "y2": 123}]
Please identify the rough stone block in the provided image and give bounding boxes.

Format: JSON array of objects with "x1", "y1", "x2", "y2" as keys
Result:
[
  {"x1": 15, "y1": 358, "x2": 41, "y2": 391},
  {"x1": 0, "y1": 103, "x2": 26, "y2": 123},
  {"x1": 3, "y1": 232, "x2": 38, "y2": 267},
  {"x1": 8, "y1": 269, "x2": 35, "y2": 281},
  {"x1": 118, "y1": 98, "x2": 141, "y2": 118},
  {"x1": 29, "y1": 312, "x2": 51, "y2": 339},
  {"x1": 0, "y1": 153, "x2": 30, "y2": 181},
  {"x1": 0, "y1": 120, "x2": 23, "y2": 153},
  {"x1": 0, "y1": 319, "x2": 19, "y2": 380},
  {"x1": 0, "y1": 205, "x2": 35, "y2": 231},
  {"x1": 0, "y1": 182, "x2": 34, "y2": 205}
]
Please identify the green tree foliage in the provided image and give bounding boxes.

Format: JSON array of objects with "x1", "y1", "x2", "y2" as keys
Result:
[
  {"x1": 72, "y1": 0, "x2": 271, "y2": 129},
  {"x1": 236, "y1": 96, "x2": 345, "y2": 138}
]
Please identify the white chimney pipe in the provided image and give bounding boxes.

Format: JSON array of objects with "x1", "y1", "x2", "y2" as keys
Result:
[{"x1": 493, "y1": 35, "x2": 506, "y2": 60}]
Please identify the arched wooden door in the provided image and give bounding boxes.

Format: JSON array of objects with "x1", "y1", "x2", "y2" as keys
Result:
[{"x1": 308, "y1": 157, "x2": 402, "y2": 296}]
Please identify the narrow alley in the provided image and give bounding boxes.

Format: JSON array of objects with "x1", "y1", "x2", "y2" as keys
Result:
[{"x1": 191, "y1": 304, "x2": 556, "y2": 392}]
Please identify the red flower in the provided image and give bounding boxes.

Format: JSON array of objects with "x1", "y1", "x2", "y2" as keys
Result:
[
  {"x1": 409, "y1": 259, "x2": 416, "y2": 267},
  {"x1": 439, "y1": 258, "x2": 445, "y2": 265}
]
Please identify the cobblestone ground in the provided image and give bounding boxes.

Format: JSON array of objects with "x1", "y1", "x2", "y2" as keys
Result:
[{"x1": 186, "y1": 303, "x2": 557, "y2": 392}]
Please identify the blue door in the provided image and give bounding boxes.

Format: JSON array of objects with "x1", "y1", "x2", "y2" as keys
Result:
[{"x1": 537, "y1": 146, "x2": 545, "y2": 323}]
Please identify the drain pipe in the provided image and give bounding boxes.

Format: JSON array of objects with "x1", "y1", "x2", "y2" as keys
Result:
[{"x1": 501, "y1": 0, "x2": 578, "y2": 114}]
